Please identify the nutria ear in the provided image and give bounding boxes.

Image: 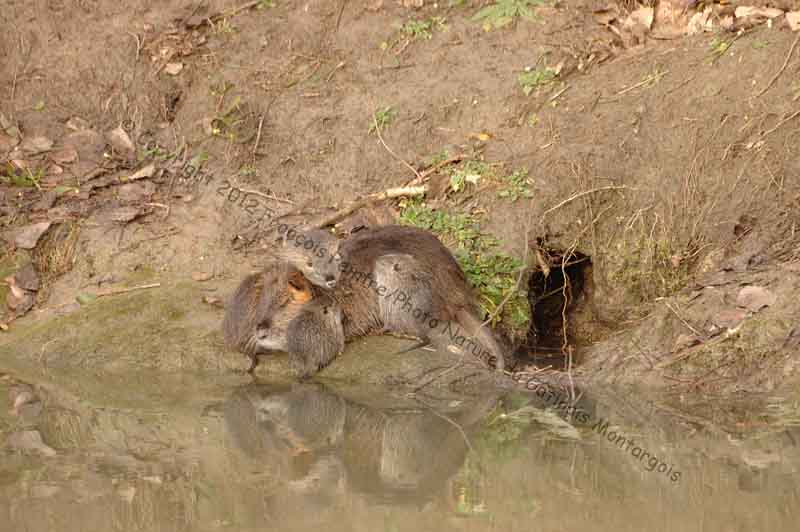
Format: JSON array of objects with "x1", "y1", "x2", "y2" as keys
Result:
[{"x1": 287, "y1": 271, "x2": 312, "y2": 303}]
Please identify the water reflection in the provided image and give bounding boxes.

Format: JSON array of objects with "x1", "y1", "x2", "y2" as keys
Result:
[{"x1": 2, "y1": 373, "x2": 799, "y2": 531}]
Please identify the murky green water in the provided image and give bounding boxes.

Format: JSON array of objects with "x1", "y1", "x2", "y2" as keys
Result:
[{"x1": 1, "y1": 367, "x2": 799, "y2": 532}]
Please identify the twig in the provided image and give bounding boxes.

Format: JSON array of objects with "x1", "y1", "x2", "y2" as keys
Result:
[
  {"x1": 662, "y1": 300, "x2": 704, "y2": 339},
  {"x1": 252, "y1": 113, "x2": 265, "y2": 159},
  {"x1": 412, "y1": 356, "x2": 466, "y2": 393},
  {"x1": 541, "y1": 186, "x2": 629, "y2": 218},
  {"x1": 412, "y1": 396, "x2": 473, "y2": 454},
  {"x1": 760, "y1": 109, "x2": 800, "y2": 139},
  {"x1": 313, "y1": 185, "x2": 426, "y2": 229},
  {"x1": 615, "y1": 70, "x2": 669, "y2": 97},
  {"x1": 95, "y1": 283, "x2": 161, "y2": 298},
  {"x1": 482, "y1": 225, "x2": 529, "y2": 328},
  {"x1": 372, "y1": 113, "x2": 422, "y2": 181},
  {"x1": 404, "y1": 154, "x2": 467, "y2": 187},
  {"x1": 756, "y1": 33, "x2": 800, "y2": 98},
  {"x1": 231, "y1": 184, "x2": 295, "y2": 205},
  {"x1": 335, "y1": 0, "x2": 349, "y2": 32}
]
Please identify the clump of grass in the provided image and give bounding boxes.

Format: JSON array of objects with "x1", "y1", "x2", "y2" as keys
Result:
[
  {"x1": 497, "y1": 168, "x2": 533, "y2": 201},
  {"x1": 472, "y1": 0, "x2": 545, "y2": 30},
  {"x1": 256, "y1": 0, "x2": 275, "y2": 8},
  {"x1": 400, "y1": 199, "x2": 489, "y2": 250},
  {"x1": 401, "y1": 16, "x2": 447, "y2": 40},
  {"x1": 518, "y1": 66, "x2": 558, "y2": 96},
  {"x1": 0, "y1": 163, "x2": 43, "y2": 189},
  {"x1": 368, "y1": 106, "x2": 397, "y2": 134}
]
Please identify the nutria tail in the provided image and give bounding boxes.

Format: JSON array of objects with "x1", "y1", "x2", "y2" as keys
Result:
[{"x1": 452, "y1": 310, "x2": 508, "y2": 373}]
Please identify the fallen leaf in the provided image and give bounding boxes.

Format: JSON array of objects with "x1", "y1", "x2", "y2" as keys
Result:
[
  {"x1": 674, "y1": 333, "x2": 701, "y2": 351},
  {"x1": 192, "y1": 271, "x2": 214, "y2": 282},
  {"x1": 713, "y1": 308, "x2": 747, "y2": 330},
  {"x1": 735, "y1": 7, "x2": 784, "y2": 20},
  {"x1": 13, "y1": 263, "x2": 40, "y2": 291},
  {"x1": 625, "y1": 7, "x2": 654, "y2": 30},
  {"x1": 76, "y1": 293, "x2": 98, "y2": 305},
  {"x1": 7, "y1": 222, "x2": 52, "y2": 249},
  {"x1": 736, "y1": 285, "x2": 777, "y2": 312},
  {"x1": 20, "y1": 136, "x2": 54, "y2": 155},
  {"x1": 202, "y1": 295, "x2": 224, "y2": 307},
  {"x1": 0, "y1": 132, "x2": 19, "y2": 151},
  {"x1": 50, "y1": 147, "x2": 78, "y2": 165},
  {"x1": 105, "y1": 126, "x2": 136, "y2": 159},
  {"x1": 117, "y1": 182, "x2": 155, "y2": 202},
  {"x1": 687, "y1": 8, "x2": 713, "y2": 35},
  {"x1": 122, "y1": 163, "x2": 155, "y2": 182},
  {"x1": 788, "y1": 11, "x2": 800, "y2": 31},
  {"x1": 164, "y1": 62, "x2": 184, "y2": 75},
  {"x1": 108, "y1": 206, "x2": 144, "y2": 223},
  {"x1": 66, "y1": 117, "x2": 92, "y2": 131}
]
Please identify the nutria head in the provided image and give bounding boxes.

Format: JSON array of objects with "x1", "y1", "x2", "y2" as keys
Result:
[{"x1": 276, "y1": 225, "x2": 341, "y2": 289}]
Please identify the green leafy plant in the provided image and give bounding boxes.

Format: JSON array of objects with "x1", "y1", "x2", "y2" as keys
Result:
[
  {"x1": 518, "y1": 66, "x2": 557, "y2": 96},
  {"x1": 472, "y1": 0, "x2": 545, "y2": 30},
  {"x1": 449, "y1": 160, "x2": 488, "y2": 193},
  {"x1": 497, "y1": 168, "x2": 533, "y2": 201},
  {"x1": 1, "y1": 163, "x2": 43, "y2": 189},
  {"x1": 368, "y1": 106, "x2": 397, "y2": 134},
  {"x1": 401, "y1": 16, "x2": 446, "y2": 40}
]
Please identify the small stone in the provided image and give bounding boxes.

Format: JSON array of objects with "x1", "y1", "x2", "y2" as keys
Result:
[
  {"x1": 105, "y1": 126, "x2": 136, "y2": 159},
  {"x1": 736, "y1": 286, "x2": 777, "y2": 312},
  {"x1": 164, "y1": 62, "x2": 184, "y2": 75}
]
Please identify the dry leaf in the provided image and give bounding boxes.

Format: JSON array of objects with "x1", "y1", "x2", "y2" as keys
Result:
[
  {"x1": 787, "y1": 11, "x2": 800, "y2": 31},
  {"x1": 164, "y1": 62, "x2": 184, "y2": 75},
  {"x1": 734, "y1": 7, "x2": 784, "y2": 20},
  {"x1": 106, "y1": 126, "x2": 136, "y2": 159},
  {"x1": 50, "y1": 147, "x2": 78, "y2": 164},
  {"x1": 625, "y1": 7, "x2": 654, "y2": 30},
  {"x1": 7, "y1": 222, "x2": 52, "y2": 249},
  {"x1": 687, "y1": 8, "x2": 713, "y2": 34},
  {"x1": 192, "y1": 271, "x2": 214, "y2": 282},
  {"x1": 20, "y1": 136, "x2": 54, "y2": 154},
  {"x1": 123, "y1": 163, "x2": 156, "y2": 182},
  {"x1": 736, "y1": 285, "x2": 777, "y2": 311}
]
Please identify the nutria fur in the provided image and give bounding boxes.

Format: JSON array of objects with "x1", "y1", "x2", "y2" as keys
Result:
[
  {"x1": 286, "y1": 295, "x2": 345, "y2": 379},
  {"x1": 275, "y1": 225, "x2": 341, "y2": 289},
  {"x1": 333, "y1": 225, "x2": 508, "y2": 371},
  {"x1": 222, "y1": 261, "x2": 343, "y2": 375}
]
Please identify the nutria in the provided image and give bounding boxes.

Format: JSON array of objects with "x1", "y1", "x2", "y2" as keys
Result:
[
  {"x1": 269, "y1": 224, "x2": 509, "y2": 371},
  {"x1": 223, "y1": 261, "x2": 343, "y2": 375},
  {"x1": 285, "y1": 295, "x2": 345, "y2": 379},
  {"x1": 275, "y1": 225, "x2": 341, "y2": 289},
  {"x1": 336, "y1": 225, "x2": 508, "y2": 371}
]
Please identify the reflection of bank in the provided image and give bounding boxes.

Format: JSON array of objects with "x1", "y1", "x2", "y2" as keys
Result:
[{"x1": 223, "y1": 383, "x2": 499, "y2": 524}]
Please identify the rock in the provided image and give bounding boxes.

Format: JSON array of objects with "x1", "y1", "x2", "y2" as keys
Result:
[
  {"x1": 6, "y1": 221, "x2": 51, "y2": 249},
  {"x1": 6, "y1": 430, "x2": 57, "y2": 456},
  {"x1": 736, "y1": 286, "x2": 777, "y2": 312},
  {"x1": 164, "y1": 62, "x2": 183, "y2": 75},
  {"x1": 192, "y1": 271, "x2": 214, "y2": 282},
  {"x1": 14, "y1": 263, "x2": 40, "y2": 291}
]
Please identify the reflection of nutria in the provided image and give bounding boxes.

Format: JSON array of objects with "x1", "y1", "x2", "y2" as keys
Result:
[
  {"x1": 271, "y1": 225, "x2": 509, "y2": 371},
  {"x1": 222, "y1": 261, "x2": 344, "y2": 376}
]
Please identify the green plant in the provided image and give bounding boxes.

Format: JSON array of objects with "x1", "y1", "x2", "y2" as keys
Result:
[
  {"x1": 1, "y1": 163, "x2": 43, "y2": 189},
  {"x1": 368, "y1": 106, "x2": 397, "y2": 134},
  {"x1": 401, "y1": 16, "x2": 446, "y2": 40},
  {"x1": 518, "y1": 66, "x2": 557, "y2": 96},
  {"x1": 458, "y1": 252, "x2": 529, "y2": 328},
  {"x1": 497, "y1": 168, "x2": 533, "y2": 201},
  {"x1": 709, "y1": 37, "x2": 730, "y2": 61},
  {"x1": 256, "y1": 0, "x2": 275, "y2": 8},
  {"x1": 472, "y1": 0, "x2": 545, "y2": 30},
  {"x1": 449, "y1": 160, "x2": 488, "y2": 193}
]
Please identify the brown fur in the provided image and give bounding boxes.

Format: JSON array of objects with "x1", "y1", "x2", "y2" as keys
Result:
[
  {"x1": 330, "y1": 225, "x2": 508, "y2": 371},
  {"x1": 222, "y1": 261, "x2": 342, "y2": 374},
  {"x1": 275, "y1": 226, "x2": 341, "y2": 289}
]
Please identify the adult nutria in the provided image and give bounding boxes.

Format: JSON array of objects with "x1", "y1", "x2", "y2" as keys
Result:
[
  {"x1": 275, "y1": 225, "x2": 341, "y2": 289},
  {"x1": 268, "y1": 224, "x2": 509, "y2": 371},
  {"x1": 222, "y1": 261, "x2": 344, "y2": 376},
  {"x1": 336, "y1": 226, "x2": 509, "y2": 371}
]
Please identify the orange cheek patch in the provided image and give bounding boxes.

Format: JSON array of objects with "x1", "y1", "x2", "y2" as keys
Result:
[{"x1": 287, "y1": 271, "x2": 313, "y2": 303}]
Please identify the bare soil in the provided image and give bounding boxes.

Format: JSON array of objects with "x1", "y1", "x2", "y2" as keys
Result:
[{"x1": 2, "y1": 0, "x2": 800, "y2": 396}]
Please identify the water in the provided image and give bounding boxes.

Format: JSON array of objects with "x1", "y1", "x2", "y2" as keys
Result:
[{"x1": 1, "y1": 371, "x2": 798, "y2": 532}]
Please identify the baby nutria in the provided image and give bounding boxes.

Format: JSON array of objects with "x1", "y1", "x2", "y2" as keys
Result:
[
  {"x1": 275, "y1": 224, "x2": 341, "y2": 289},
  {"x1": 277, "y1": 224, "x2": 508, "y2": 372},
  {"x1": 222, "y1": 261, "x2": 344, "y2": 376}
]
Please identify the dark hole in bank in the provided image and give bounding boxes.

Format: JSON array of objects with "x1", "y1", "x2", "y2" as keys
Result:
[{"x1": 514, "y1": 247, "x2": 592, "y2": 370}]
